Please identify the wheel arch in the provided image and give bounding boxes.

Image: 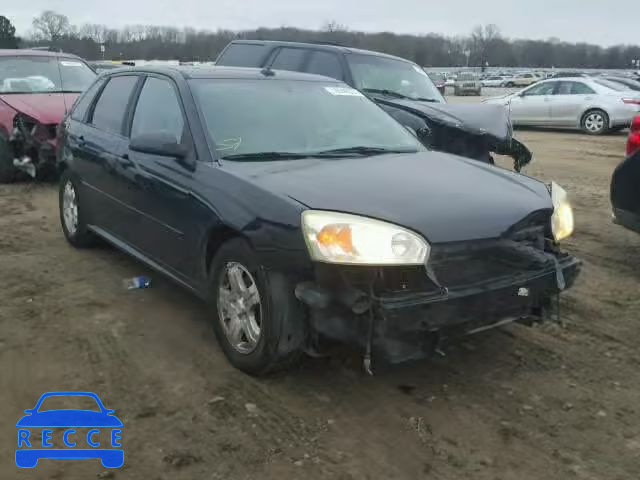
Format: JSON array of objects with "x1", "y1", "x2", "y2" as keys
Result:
[
  {"x1": 203, "y1": 224, "x2": 252, "y2": 276},
  {"x1": 580, "y1": 106, "x2": 611, "y2": 127}
]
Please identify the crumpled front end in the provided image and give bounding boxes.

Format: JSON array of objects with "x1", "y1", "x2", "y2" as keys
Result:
[
  {"x1": 376, "y1": 98, "x2": 532, "y2": 172},
  {"x1": 295, "y1": 211, "x2": 581, "y2": 366},
  {"x1": 9, "y1": 113, "x2": 59, "y2": 180}
]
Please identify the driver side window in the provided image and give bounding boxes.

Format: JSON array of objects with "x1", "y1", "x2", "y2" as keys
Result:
[
  {"x1": 523, "y1": 82, "x2": 556, "y2": 96},
  {"x1": 131, "y1": 76, "x2": 185, "y2": 143}
]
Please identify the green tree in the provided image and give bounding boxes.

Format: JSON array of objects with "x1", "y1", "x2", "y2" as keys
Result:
[{"x1": 0, "y1": 15, "x2": 19, "y2": 48}]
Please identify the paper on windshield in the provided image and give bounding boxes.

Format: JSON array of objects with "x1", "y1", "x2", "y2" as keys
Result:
[
  {"x1": 60, "y1": 61, "x2": 83, "y2": 67},
  {"x1": 324, "y1": 86, "x2": 364, "y2": 97}
]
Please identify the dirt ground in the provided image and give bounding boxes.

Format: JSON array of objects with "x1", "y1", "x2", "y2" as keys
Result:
[{"x1": 1, "y1": 111, "x2": 639, "y2": 479}]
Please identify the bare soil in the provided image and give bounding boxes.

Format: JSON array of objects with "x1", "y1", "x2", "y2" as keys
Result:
[{"x1": 1, "y1": 124, "x2": 639, "y2": 479}]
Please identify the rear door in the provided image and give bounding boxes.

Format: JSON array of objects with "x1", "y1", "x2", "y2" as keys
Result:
[
  {"x1": 549, "y1": 81, "x2": 596, "y2": 126},
  {"x1": 509, "y1": 81, "x2": 557, "y2": 125},
  {"x1": 74, "y1": 74, "x2": 141, "y2": 238}
]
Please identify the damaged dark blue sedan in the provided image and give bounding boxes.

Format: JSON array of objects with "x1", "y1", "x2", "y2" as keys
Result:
[{"x1": 56, "y1": 66, "x2": 581, "y2": 375}]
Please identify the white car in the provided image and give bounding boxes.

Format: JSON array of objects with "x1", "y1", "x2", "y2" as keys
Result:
[
  {"x1": 484, "y1": 77, "x2": 640, "y2": 135},
  {"x1": 482, "y1": 76, "x2": 507, "y2": 87},
  {"x1": 502, "y1": 73, "x2": 538, "y2": 88}
]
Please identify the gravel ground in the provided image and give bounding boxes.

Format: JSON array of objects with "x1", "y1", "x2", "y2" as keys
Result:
[{"x1": 1, "y1": 100, "x2": 639, "y2": 479}]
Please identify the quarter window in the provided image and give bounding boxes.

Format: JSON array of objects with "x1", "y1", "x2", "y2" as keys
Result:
[
  {"x1": 91, "y1": 76, "x2": 138, "y2": 134},
  {"x1": 131, "y1": 77, "x2": 185, "y2": 143}
]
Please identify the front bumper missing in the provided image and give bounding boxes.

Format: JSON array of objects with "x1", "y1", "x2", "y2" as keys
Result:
[{"x1": 296, "y1": 254, "x2": 581, "y2": 365}]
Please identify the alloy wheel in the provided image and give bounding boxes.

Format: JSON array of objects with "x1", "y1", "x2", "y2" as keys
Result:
[
  {"x1": 584, "y1": 113, "x2": 605, "y2": 133},
  {"x1": 217, "y1": 262, "x2": 262, "y2": 354},
  {"x1": 62, "y1": 181, "x2": 79, "y2": 235}
]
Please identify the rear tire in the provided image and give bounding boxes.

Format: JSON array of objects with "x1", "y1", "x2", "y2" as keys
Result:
[
  {"x1": 59, "y1": 170, "x2": 96, "y2": 247},
  {"x1": 581, "y1": 109, "x2": 609, "y2": 135},
  {"x1": 0, "y1": 137, "x2": 17, "y2": 183},
  {"x1": 208, "y1": 238, "x2": 306, "y2": 375}
]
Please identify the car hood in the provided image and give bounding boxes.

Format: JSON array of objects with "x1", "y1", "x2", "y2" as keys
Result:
[
  {"x1": 371, "y1": 96, "x2": 512, "y2": 140},
  {"x1": 16, "y1": 410, "x2": 123, "y2": 427},
  {"x1": 0, "y1": 93, "x2": 79, "y2": 124},
  {"x1": 224, "y1": 151, "x2": 552, "y2": 243}
]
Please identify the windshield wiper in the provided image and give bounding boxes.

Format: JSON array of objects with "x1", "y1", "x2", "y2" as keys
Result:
[
  {"x1": 311, "y1": 146, "x2": 417, "y2": 157},
  {"x1": 362, "y1": 88, "x2": 410, "y2": 99},
  {"x1": 221, "y1": 151, "x2": 312, "y2": 161},
  {"x1": 362, "y1": 89, "x2": 439, "y2": 102}
]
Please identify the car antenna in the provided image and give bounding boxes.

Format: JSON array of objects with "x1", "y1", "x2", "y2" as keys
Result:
[{"x1": 261, "y1": 67, "x2": 275, "y2": 77}]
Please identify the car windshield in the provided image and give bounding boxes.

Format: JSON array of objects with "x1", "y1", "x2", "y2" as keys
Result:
[
  {"x1": 0, "y1": 56, "x2": 96, "y2": 94},
  {"x1": 457, "y1": 73, "x2": 477, "y2": 81},
  {"x1": 346, "y1": 53, "x2": 444, "y2": 102},
  {"x1": 190, "y1": 79, "x2": 424, "y2": 159}
]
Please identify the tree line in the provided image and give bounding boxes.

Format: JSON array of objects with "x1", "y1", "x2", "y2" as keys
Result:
[{"x1": 2, "y1": 11, "x2": 640, "y2": 69}]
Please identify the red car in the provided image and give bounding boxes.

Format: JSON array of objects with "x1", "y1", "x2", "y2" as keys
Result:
[
  {"x1": 0, "y1": 49, "x2": 96, "y2": 182},
  {"x1": 611, "y1": 115, "x2": 640, "y2": 233},
  {"x1": 627, "y1": 115, "x2": 640, "y2": 156}
]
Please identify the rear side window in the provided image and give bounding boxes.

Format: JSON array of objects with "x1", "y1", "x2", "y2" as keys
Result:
[
  {"x1": 131, "y1": 77, "x2": 185, "y2": 143},
  {"x1": 71, "y1": 77, "x2": 106, "y2": 121},
  {"x1": 91, "y1": 76, "x2": 138, "y2": 134},
  {"x1": 557, "y1": 81, "x2": 595, "y2": 95},
  {"x1": 217, "y1": 43, "x2": 268, "y2": 67},
  {"x1": 270, "y1": 48, "x2": 307, "y2": 72},
  {"x1": 306, "y1": 51, "x2": 344, "y2": 81}
]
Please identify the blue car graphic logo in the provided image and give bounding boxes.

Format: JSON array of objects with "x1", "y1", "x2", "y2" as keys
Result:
[{"x1": 16, "y1": 391, "x2": 123, "y2": 468}]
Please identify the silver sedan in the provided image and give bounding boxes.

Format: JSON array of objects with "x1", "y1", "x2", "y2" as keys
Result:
[{"x1": 484, "y1": 77, "x2": 640, "y2": 134}]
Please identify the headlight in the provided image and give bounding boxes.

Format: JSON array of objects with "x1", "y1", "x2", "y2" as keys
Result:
[
  {"x1": 301, "y1": 210, "x2": 430, "y2": 265},
  {"x1": 550, "y1": 182, "x2": 574, "y2": 242}
]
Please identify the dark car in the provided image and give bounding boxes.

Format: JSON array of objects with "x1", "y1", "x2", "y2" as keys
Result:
[
  {"x1": 57, "y1": 66, "x2": 580, "y2": 375},
  {"x1": 611, "y1": 115, "x2": 640, "y2": 233},
  {"x1": 0, "y1": 49, "x2": 96, "y2": 182},
  {"x1": 216, "y1": 40, "x2": 532, "y2": 171}
]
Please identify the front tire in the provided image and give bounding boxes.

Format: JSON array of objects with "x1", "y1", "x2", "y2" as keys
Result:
[
  {"x1": 581, "y1": 109, "x2": 609, "y2": 135},
  {"x1": 59, "y1": 170, "x2": 96, "y2": 247},
  {"x1": 208, "y1": 238, "x2": 306, "y2": 375}
]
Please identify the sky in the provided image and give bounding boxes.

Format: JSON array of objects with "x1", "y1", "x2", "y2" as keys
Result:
[{"x1": 5, "y1": 0, "x2": 636, "y2": 46}]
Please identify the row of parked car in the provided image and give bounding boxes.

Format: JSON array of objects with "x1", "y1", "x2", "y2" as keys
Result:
[{"x1": 0, "y1": 42, "x2": 636, "y2": 375}]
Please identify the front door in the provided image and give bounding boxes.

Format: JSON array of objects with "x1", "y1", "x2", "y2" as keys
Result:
[
  {"x1": 124, "y1": 75, "x2": 202, "y2": 279},
  {"x1": 509, "y1": 81, "x2": 557, "y2": 125}
]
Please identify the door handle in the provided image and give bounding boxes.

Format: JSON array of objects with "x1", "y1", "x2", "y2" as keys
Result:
[{"x1": 77, "y1": 135, "x2": 85, "y2": 145}]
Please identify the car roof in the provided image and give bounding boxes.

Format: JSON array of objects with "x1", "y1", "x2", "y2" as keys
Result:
[
  {"x1": 226, "y1": 39, "x2": 418, "y2": 64},
  {"x1": 0, "y1": 49, "x2": 84, "y2": 60},
  {"x1": 107, "y1": 65, "x2": 344, "y2": 82}
]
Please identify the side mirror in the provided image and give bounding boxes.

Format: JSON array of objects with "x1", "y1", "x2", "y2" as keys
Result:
[
  {"x1": 130, "y1": 133, "x2": 188, "y2": 159},
  {"x1": 24, "y1": 409, "x2": 33, "y2": 414}
]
